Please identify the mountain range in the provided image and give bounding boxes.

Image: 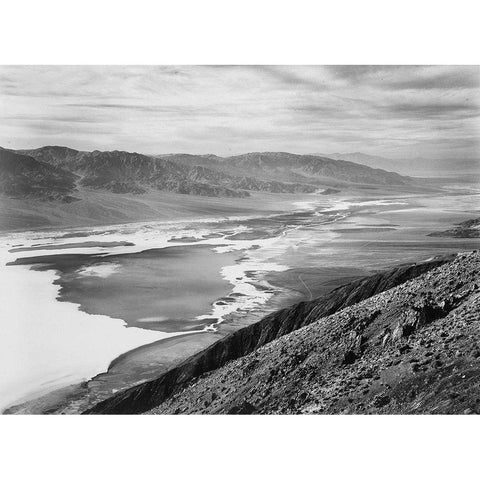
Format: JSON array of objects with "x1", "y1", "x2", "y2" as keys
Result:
[
  {"x1": 0, "y1": 148, "x2": 78, "y2": 202},
  {"x1": 158, "y1": 151, "x2": 409, "y2": 186},
  {"x1": 0, "y1": 146, "x2": 411, "y2": 202}
]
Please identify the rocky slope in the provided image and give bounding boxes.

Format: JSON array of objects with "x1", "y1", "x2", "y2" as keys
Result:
[
  {"x1": 146, "y1": 251, "x2": 480, "y2": 414},
  {"x1": 82, "y1": 254, "x2": 455, "y2": 414},
  {"x1": 0, "y1": 149, "x2": 78, "y2": 201}
]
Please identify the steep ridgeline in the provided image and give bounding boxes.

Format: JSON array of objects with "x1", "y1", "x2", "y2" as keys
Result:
[
  {"x1": 147, "y1": 251, "x2": 480, "y2": 415},
  {"x1": 0, "y1": 148, "x2": 78, "y2": 201},
  {"x1": 83, "y1": 255, "x2": 453, "y2": 414},
  {"x1": 163, "y1": 152, "x2": 411, "y2": 186},
  {"x1": 17, "y1": 147, "x2": 318, "y2": 198}
]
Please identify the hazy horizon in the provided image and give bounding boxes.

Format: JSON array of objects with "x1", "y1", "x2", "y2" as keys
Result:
[
  {"x1": 1, "y1": 66, "x2": 479, "y2": 163},
  {"x1": 2, "y1": 143, "x2": 480, "y2": 162}
]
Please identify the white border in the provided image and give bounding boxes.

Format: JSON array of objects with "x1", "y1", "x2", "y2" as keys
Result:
[
  {"x1": 1, "y1": 1, "x2": 479, "y2": 478},
  {"x1": 1, "y1": 0, "x2": 479, "y2": 64},
  {"x1": 1, "y1": 415, "x2": 480, "y2": 479}
]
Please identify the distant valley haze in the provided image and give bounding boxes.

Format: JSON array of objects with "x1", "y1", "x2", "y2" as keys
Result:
[{"x1": 319, "y1": 151, "x2": 480, "y2": 176}]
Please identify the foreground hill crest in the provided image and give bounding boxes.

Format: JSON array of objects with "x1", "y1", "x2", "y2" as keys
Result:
[{"x1": 146, "y1": 251, "x2": 480, "y2": 415}]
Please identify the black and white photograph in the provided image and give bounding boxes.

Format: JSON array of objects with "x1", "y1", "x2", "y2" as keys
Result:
[
  {"x1": 1, "y1": 64, "x2": 478, "y2": 415},
  {"x1": 0, "y1": 1, "x2": 479, "y2": 479}
]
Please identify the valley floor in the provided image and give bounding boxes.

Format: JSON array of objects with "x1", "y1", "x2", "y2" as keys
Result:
[{"x1": 2, "y1": 183, "x2": 479, "y2": 414}]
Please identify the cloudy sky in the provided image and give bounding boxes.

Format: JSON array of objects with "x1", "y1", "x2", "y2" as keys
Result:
[{"x1": 0, "y1": 65, "x2": 479, "y2": 160}]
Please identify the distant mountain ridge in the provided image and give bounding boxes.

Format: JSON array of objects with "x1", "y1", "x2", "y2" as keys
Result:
[
  {"x1": 1, "y1": 145, "x2": 412, "y2": 202},
  {"x1": 160, "y1": 151, "x2": 410, "y2": 187},
  {"x1": 15, "y1": 147, "x2": 322, "y2": 198},
  {"x1": 0, "y1": 149, "x2": 78, "y2": 201},
  {"x1": 326, "y1": 152, "x2": 400, "y2": 171},
  {"x1": 322, "y1": 152, "x2": 479, "y2": 177}
]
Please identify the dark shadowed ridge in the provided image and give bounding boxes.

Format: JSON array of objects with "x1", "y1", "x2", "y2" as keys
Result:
[
  {"x1": 82, "y1": 254, "x2": 453, "y2": 414},
  {"x1": 0, "y1": 148, "x2": 78, "y2": 201},
  {"x1": 147, "y1": 252, "x2": 480, "y2": 415}
]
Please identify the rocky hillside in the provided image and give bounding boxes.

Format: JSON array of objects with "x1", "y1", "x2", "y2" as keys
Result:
[
  {"x1": 0, "y1": 148, "x2": 78, "y2": 201},
  {"x1": 81, "y1": 254, "x2": 456, "y2": 414},
  {"x1": 145, "y1": 251, "x2": 479, "y2": 414}
]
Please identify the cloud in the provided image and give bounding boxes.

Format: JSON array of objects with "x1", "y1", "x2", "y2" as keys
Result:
[
  {"x1": 0, "y1": 65, "x2": 479, "y2": 160},
  {"x1": 386, "y1": 99, "x2": 479, "y2": 119},
  {"x1": 383, "y1": 67, "x2": 480, "y2": 91}
]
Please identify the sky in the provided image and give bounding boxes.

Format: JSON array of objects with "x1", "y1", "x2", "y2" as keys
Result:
[{"x1": 0, "y1": 65, "x2": 479, "y2": 160}]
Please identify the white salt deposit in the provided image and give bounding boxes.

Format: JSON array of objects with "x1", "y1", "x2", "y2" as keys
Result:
[
  {"x1": 0, "y1": 260, "x2": 178, "y2": 412},
  {"x1": 0, "y1": 196, "x2": 352, "y2": 411},
  {"x1": 77, "y1": 262, "x2": 122, "y2": 278}
]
